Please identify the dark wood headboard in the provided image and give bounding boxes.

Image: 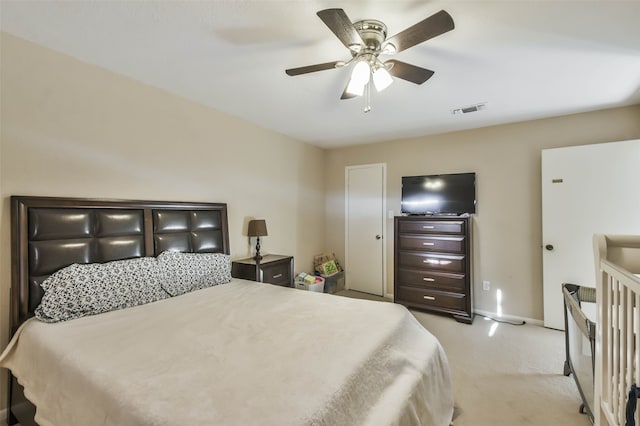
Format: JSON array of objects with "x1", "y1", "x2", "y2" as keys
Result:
[{"x1": 10, "y1": 196, "x2": 230, "y2": 335}]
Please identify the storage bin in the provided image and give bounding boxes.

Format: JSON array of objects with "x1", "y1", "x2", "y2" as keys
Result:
[
  {"x1": 295, "y1": 276, "x2": 325, "y2": 292},
  {"x1": 320, "y1": 271, "x2": 344, "y2": 294}
]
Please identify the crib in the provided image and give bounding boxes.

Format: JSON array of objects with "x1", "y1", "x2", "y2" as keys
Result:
[{"x1": 594, "y1": 234, "x2": 640, "y2": 426}]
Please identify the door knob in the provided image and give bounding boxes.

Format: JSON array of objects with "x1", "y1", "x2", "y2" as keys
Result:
[
  {"x1": 375, "y1": 235, "x2": 382, "y2": 240},
  {"x1": 545, "y1": 244, "x2": 554, "y2": 251}
]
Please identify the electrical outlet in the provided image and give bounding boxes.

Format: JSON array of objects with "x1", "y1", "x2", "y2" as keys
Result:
[{"x1": 483, "y1": 280, "x2": 490, "y2": 291}]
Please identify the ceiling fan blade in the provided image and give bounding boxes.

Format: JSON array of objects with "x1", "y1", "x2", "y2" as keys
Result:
[
  {"x1": 386, "y1": 60, "x2": 434, "y2": 85},
  {"x1": 385, "y1": 10, "x2": 454, "y2": 53},
  {"x1": 317, "y1": 8, "x2": 364, "y2": 50},
  {"x1": 285, "y1": 61, "x2": 342, "y2": 76}
]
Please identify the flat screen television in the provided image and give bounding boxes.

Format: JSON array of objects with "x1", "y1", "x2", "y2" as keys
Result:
[{"x1": 401, "y1": 172, "x2": 476, "y2": 215}]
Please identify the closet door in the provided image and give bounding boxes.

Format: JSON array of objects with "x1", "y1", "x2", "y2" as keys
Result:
[{"x1": 345, "y1": 163, "x2": 386, "y2": 296}]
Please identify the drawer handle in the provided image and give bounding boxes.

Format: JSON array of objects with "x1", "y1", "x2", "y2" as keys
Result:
[
  {"x1": 423, "y1": 277, "x2": 435, "y2": 282},
  {"x1": 423, "y1": 242, "x2": 435, "y2": 246},
  {"x1": 272, "y1": 273, "x2": 283, "y2": 279},
  {"x1": 422, "y1": 225, "x2": 435, "y2": 229},
  {"x1": 423, "y1": 295, "x2": 436, "y2": 301},
  {"x1": 423, "y1": 259, "x2": 452, "y2": 265}
]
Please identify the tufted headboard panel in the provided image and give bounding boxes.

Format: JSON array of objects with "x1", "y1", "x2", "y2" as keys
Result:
[
  {"x1": 10, "y1": 196, "x2": 229, "y2": 334},
  {"x1": 153, "y1": 209, "x2": 226, "y2": 254},
  {"x1": 27, "y1": 208, "x2": 146, "y2": 314}
]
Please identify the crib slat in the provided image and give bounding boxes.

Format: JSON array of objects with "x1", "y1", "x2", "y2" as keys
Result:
[
  {"x1": 617, "y1": 278, "x2": 624, "y2": 422},
  {"x1": 626, "y1": 287, "x2": 633, "y2": 400},
  {"x1": 626, "y1": 288, "x2": 633, "y2": 405},
  {"x1": 636, "y1": 293, "x2": 640, "y2": 426},
  {"x1": 619, "y1": 280, "x2": 626, "y2": 425},
  {"x1": 611, "y1": 277, "x2": 620, "y2": 423},
  {"x1": 606, "y1": 273, "x2": 613, "y2": 413},
  {"x1": 636, "y1": 293, "x2": 640, "y2": 390}
]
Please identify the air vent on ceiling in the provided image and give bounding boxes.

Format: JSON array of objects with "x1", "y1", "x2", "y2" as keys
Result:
[{"x1": 451, "y1": 102, "x2": 487, "y2": 115}]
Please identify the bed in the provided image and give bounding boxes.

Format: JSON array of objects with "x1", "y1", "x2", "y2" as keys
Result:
[{"x1": 1, "y1": 196, "x2": 454, "y2": 426}]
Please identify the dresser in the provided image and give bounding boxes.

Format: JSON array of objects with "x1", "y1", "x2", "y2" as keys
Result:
[
  {"x1": 231, "y1": 254, "x2": 294, "y2": 287},
  {"x1": 394, "y1": 216, "x2": 473, "y2": 323}
]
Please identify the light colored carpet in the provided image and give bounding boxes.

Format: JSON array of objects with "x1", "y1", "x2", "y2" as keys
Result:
[{"x1": 336, "y1": 290, "x2": 591, "y2": 426}]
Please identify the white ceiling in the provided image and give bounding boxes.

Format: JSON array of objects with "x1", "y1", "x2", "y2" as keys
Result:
[{"x1": 2, "y1": 1, "x2": 640, "y2": 148}]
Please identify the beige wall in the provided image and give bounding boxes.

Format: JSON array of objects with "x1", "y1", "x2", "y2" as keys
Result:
[
  {"x1": 325, "y1": 105, "x2": 640, "y2": 321},
  {"x1": 0, "y1": 33, "x2": 326, "y2": 408}
]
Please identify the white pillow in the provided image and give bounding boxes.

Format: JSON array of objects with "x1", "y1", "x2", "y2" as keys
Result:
[{"x1": 157, "y1": 251, "x2": 232, "y2": 296}]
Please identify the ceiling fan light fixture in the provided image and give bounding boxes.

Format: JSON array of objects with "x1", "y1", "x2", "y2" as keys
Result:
[
  {"x1": 345, "y1": 60, "x2": 371, "y2": 96},
  {"x1": 286, "y1": 8, "x2": 455, "y2": 109},
  {"x1": 351, "y1": 60, "x2": 371, "y2": 85},
  {"x1": 373, "y1": 66, "x2": 393, "y2": 92},
  {"x1": 345, "y1": 78, "x2": 366, "y2": 97}
]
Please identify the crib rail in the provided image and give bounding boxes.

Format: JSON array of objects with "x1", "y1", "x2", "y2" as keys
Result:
[
  {"x1": 594, "y1": 235, "x2": 640, "y2": 426},
  {"x1": 563, "y1": 283, "x2": 596, "y2": 423}
]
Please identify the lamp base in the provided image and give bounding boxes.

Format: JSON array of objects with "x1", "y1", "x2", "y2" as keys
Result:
[{"x1": 254, "y1": 237, "x2": 262, "y2": 262}]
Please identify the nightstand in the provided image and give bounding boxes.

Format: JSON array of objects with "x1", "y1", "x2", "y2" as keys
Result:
[{"x1": 231, "y1": 254, "x2": 294, "y2": 287}]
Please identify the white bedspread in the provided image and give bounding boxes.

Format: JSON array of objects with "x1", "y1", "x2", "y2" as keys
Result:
[{"x1": 0, "y1": 280, "x2": 453, "y2": 426}]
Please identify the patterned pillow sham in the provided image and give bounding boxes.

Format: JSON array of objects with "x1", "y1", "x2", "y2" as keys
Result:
[
  {"x1": 158, "y1": 251, "x2": 232, "y2": 296},
  {"x1": 35, "y1": 256, "x2": 170, "y2": 323}
]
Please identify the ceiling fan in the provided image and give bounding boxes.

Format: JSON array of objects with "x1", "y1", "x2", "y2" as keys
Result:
[{"x1": 285, "y1": 8, "x2": 455, "y2": 111}]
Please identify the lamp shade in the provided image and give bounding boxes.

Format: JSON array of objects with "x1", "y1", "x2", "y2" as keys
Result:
[
  {"x1": 345, "y1": 60, "x2": 371, "y2": 96},
  {"x1": 247, "y1": 219, "x2": 268, "y2": 237},
  {"x1": 351, "y1": 60, "x2": 371, "y2": 85},
  {"x1": 373, "y1": 67, "x2": 393, "y2": 92}
]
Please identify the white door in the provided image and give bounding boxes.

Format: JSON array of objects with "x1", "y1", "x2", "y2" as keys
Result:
[
  {"x1": 345, "y1": 164, "x2": 386, "y2": 296},
  {"x1": 542, "y1": 139, "x2": 640, "y2": 329}
]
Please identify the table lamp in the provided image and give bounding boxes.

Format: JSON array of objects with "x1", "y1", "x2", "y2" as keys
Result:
[{"x1": 247, "y1": 219, "x2": 268, "y2": 261}]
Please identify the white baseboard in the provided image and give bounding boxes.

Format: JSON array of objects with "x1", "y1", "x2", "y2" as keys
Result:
[{"x1": 474, "y1": 308, "x2": 544, "y2": 327}]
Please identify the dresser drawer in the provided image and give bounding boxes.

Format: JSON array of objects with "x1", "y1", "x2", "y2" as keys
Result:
[
  {"x1": 397, "y1": 269, "x2": 466, "y2": 293},
  {"x1": 398, "y1": 252, "x2": 465, "y2": 273},
  {"x1": 397, "y1": 235, "x2": 465, "y2": 253},
  {"x1": 260, "y1": 262, "x2": 291, "y2": 286},
  {"x1": 398, "y1": 219, "x2": 465, "y2": 235},
  {"x1": 396, "y1": 286, "x2": 466, "y2": 311}
]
